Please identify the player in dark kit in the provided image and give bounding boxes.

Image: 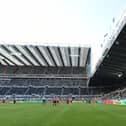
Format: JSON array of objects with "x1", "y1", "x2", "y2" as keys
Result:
[
  {"x1": 56, "y1": 96, "x2": 60, "y2": 104},
  {"x1": 66, "y1": 98, "x2": 69, "y2": 104},
  {"x1": 53, "y1": 96, "x2": 57, "y2": 106},
  {"x1": 2, "y1": 97, "x2": 6, "y2": 104},
  {"x1": 13, "y1": 98, "x2": 16, "y2": 104},
  {"x1": 42, "y1": 96, "x2": 46, "y2": 104}
]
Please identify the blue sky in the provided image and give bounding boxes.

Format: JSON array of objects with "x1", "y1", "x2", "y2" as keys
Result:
[{"x1": 0, "y1": 0, "x2": 125, "y2": 73}]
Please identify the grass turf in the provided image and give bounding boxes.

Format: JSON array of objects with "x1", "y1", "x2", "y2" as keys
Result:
[{"x1": 0, "y1": 103, "x2": 126, "y2": 126}]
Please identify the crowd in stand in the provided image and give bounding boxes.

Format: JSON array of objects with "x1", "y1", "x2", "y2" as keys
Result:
[
  {"x1": 102, "y1": 87, "x2": 126, "y2": 100},
  {"x1": 0, "y1": 86, "x2": 107, "y2": 96}
]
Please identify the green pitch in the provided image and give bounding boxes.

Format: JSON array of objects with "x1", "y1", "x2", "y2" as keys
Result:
[{"x1": 0, "y1": 103, "x2": 126, "y2": 126}]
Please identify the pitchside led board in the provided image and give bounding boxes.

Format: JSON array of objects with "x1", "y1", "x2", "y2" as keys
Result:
[{"x1": 101, "y1": 100, "x2": 126, "y2": 106}]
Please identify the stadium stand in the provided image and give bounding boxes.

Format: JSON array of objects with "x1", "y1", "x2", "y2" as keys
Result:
[
  {"x1": 0, "y1": 78, "x2": 87, "y2": 86},
  {"x1": 0, "y1": 84, "x2": 114, "y2": 96},
  {"x1": 0, "y1": 45, "x2": 92, "y2": 99},
  {"x1": 90, "y1": 11, "x2": 126, "y2": 94},
  {"x1": 101, "y1": 86, "x2": 126, "y2": 100}
]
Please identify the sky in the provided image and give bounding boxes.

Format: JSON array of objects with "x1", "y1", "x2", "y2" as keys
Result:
[{"x1": 0, "y1": 0, "x2": 125, "y2": 73}]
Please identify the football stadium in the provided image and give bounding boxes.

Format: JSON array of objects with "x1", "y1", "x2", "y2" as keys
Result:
[{"x1": 1, "y1": 1, "x2": 126, "y2": 126}]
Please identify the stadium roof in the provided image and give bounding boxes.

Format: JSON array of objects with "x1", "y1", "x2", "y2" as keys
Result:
[
  {"x1": 0, "y1": 44, "x2": 90, "y2": 67},
  {"x1": 90, "y1": 10, "x2": 126, "y2": 86}
]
